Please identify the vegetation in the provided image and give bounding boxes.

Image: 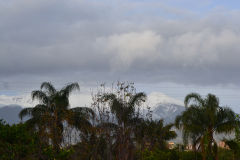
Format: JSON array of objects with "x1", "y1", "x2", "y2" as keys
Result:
[
  {"x1": 224, "y1": 115, "x2": 240, "y2": 160},
  {"x1": 18, "y1": 82, "x2": 94, "y2": 154},
  {"x1": 0, "y1": 82, "x2": 239, "y2": 160},
  {"x1": 140, "y1": 148, "x2": 202, "y2": 160},
  {"x1": 0, "y1": 119, "x2": 38, "y2": 160},
  {"x1": 175, "y1": 93, "x2": 238, "y2": 160}
]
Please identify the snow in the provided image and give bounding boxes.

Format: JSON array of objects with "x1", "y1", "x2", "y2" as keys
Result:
[{"x1": 146, "y1": 92, "x2": 183, "y2": 109}]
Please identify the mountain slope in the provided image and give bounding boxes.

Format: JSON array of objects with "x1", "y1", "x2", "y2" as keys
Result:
[
  {"x1": 0, "y1": 92, "x2": 185, "y2": 125},
  {"x1": 0, "y1": 105, "x2": 24, "y2": 125},
  {"x1": 151, "y1": 103, "x2": 185, "y2": 124}
]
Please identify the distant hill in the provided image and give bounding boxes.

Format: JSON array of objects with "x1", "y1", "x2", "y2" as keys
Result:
[
  {"x1": 0, "y1": 93, "x2": 186, "y2": 125},
  {"x1": 0, "y1": 105, "x2": 25, "y2": 125},
  {"x1": 0, "y1": 99, "x2": 232, "y2": 143}
]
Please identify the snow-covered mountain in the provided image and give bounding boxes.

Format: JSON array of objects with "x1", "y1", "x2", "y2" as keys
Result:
[
  {"x1": 152, "y1": 103, "x2": 185, "y2": 123},
  {"x1": 146, "y1": 92, "x2": 185, "y2": 123},
  {"x1": 146, "y1": 92, "x2": 183, "y2": 109}
]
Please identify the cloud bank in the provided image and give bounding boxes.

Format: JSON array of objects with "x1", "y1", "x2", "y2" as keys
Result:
[{"x1": 0, "y1": 0, "x2": 240, "y2": 88}]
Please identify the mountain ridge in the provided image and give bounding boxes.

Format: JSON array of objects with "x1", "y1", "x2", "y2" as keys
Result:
[
  {"x1": 0, "y1": 93, "x2": 185, "y2": 125},
  {"x1": 151, "y1": 103, "x2": 185, "y2": 124},
  {"x1": 0, "y1": 105, "x2": 24, "y2": 125}
]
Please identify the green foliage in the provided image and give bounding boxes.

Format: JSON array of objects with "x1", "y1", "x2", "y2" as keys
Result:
[
  {"x1": 218, "y1": 148, "x2": 235, "y2": 160},
  {"x1": 42, "y1": 146, "x2": 74, "y2": 160},
  {"x1": 19, "y1": 82, "x2": 93, "y2": 152},
  {"x1": 140, "y1": 148, "x2": 202, "y2": 160},
  {"x1": 0, "y1": 120, "x2": 38, "y2": 160},
  {"x1": 0, "y1": 82, "x2": 239, "y2": 160},
  {"x1": 224, "y1": 122, "x2": 240, "y2": 160},
  {"x1": 178, "y1": 151, "x2": 202, "y2": 160},
  {"x1": 91, "y1": 82, "x2": 150, "y2": 160},
  {"x1": 136, "y1": 119, "x2": 177, "y2": 150},
  {"x1": 175, "y1": 93, "x2": 238, "y2": 159}
]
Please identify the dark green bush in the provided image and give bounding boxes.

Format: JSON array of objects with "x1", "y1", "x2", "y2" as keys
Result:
[
  {"x1": 0, "y1": 120, "x2": 39, "y2": 160},
  {"x1": 178, "y1": 151, "x2": 201, "y2": 160},
  {"x1": 140, "y1": 148, "x2": 202, "y2": 160}
]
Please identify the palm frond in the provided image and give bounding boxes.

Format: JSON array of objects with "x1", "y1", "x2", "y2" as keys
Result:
[
  {"x1": 25, "y1": 117, "x2": 40, "y2": 128},
  {"x1": 184, "y1": 93, "x2": 204, "y2": 107},
  {"x1": 97, "y1": 122, "x2": 118, "y2": 130},
  {"x1": 206, "y1": 94, "x2": 219, "y2": 108},
  {"x1": 66, "y1": 107, "x2": 95, "y2": 132},
  {"x1": 70, "y1": 107, "x2": 95, "y2": 118},
  {"x1": 31, "y1": 104, "x2": 49, "y2": 117},
  {"x1": 40, "y1": 82, "x2": 56, "y2": 95},
  {"x1": 128, "y1": 92, "x2": 146, "y2": 107},
  {"x1": 32, "y1": 90, "x2": 48, "y2": 104},
  {"x1": 102, "y1": 93, "x2": 116, "y2": 101},
  {"x1": 102, "y1": 94, "x2": 124, "y2": 118},
  {"x1": 224, "y1": 140, "x2": 240, "y2": 152},
  {"x1": 71, "y1": 114, "x2": 92, "y2": 131},
  {"x1": 19, "y1": 107, "x2": 33, "y2": 120},
  {"x1": 215, "y1": 107, "x2": 237, "y2": 133},
  {"x1": 60, "y1": 82, "x2": 80, "y2": 97},
  {"x1": 175, "y1": 115, "x2": 182, "y2": 129}
]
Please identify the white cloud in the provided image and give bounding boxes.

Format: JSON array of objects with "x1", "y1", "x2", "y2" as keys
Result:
[
  {"x1": 0, "y1": 0, "x2": 240, "y2": 87},
  {"x1": 0, "y1": 94, "x2": 34, "y2": 107},
  {"x1": 69, "y1": 93, "x2": 92, "y2": 108},
  {"x1": 96, "y1": 31, "x2": 162, "y2": 70},
  {"x1": 165, "y1": 29, "x2": 240, "y2": 67},
  {"x1": 95, "y1": 28, "x2": 240, "y2": 70}
]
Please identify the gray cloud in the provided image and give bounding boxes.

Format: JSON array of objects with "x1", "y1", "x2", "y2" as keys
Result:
[{"x1": 0, "y1": 0, "x2": 240, "y2": 88}]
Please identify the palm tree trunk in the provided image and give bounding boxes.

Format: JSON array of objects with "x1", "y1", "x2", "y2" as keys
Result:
[
  {"x1": 207, "y1": 128, "x2": 213, "y2": 155},
  {"x1": 192, "y1": 143, "x2": 198, "y2": 160},
  {"x1": 201, "y1": 137, "x2": 206, "y2": 160},
  {"x1": 106, "y1": 131, "x2": 112, "y2": 160}
]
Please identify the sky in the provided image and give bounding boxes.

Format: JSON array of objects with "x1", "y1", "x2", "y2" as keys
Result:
[{"x1": 0, "y1": 0, "x2": 240, "y2": 112}]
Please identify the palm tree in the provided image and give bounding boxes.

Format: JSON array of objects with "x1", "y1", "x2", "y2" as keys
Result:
[
  {"x1": 141, "y1": 119, "x2": 177, "y2": 150},
  {"x1": 135, "y1": 118, "x2": 177, "y2": 152},
  {"x1": 224, "y1": 140, "x2": 240, "y2": 160},
  {"x1": 224, "y1": 120, "x2": 240, "y2": 160},
  {"x1": 19, "y1": 82, "x2": 94, "y2": 152},
  {"x1": 102, "y1": 91, "x2": 147, "y2": 160},
  {"x1": 175, "y1": 93, "x2": 237, "y2": 160}
]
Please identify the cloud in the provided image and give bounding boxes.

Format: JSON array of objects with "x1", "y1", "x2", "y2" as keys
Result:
[
  {"x1": 0, "y1": 0, "x2": 240, "y2": 88},
  {"x1": 96, "y1": 31, "x2": 162, "y2": 70},
  {"x1": 0, "y1": 94, "x2": 34, "y2": 107},
  {"x1": 93, "y1": 28, "x2": 240, "y2": 85},
  {"x1": 96, "y1": 29, "x2": 240, "y2": 68}
]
